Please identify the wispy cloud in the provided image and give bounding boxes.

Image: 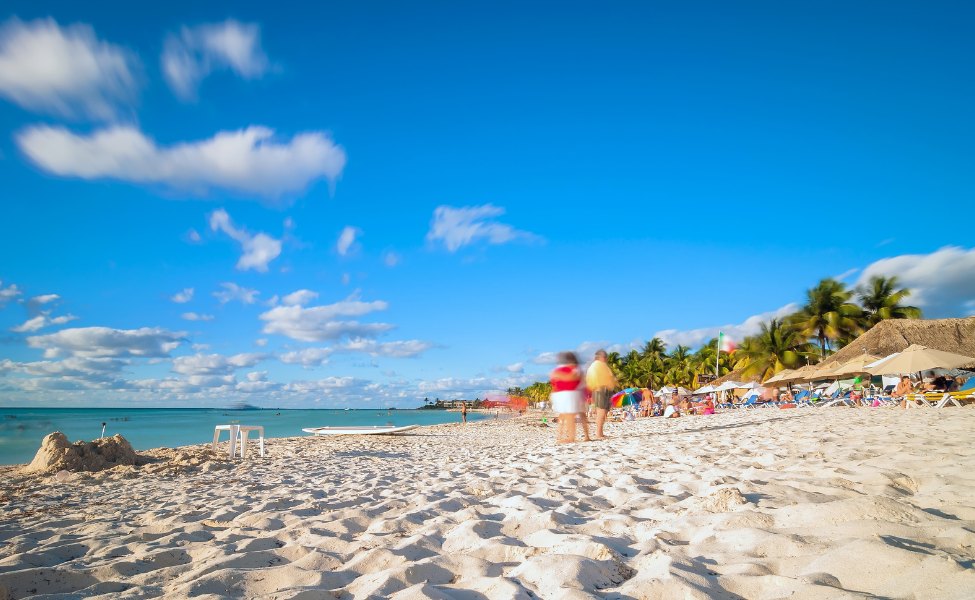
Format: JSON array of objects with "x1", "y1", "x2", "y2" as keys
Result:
[
  {"x1": 27, "y1": 294, "x2": 60, "y2": 309},
  {"x1": 0, "y1": 280, "x2": 22, "y2": 306},
  {"x1": 171, "y1": 288, "x2": 194, "y2": 303},
  {"x1": 259, "y1": 293, "x2": 391, "y2": 342},
  {"x1": 171, "y1": 352, "x2": 264, "y2": 376},
  {"x1": 162, "y1": 20, "x2": 269, "y2": 101},
  {"x1": 281, "y1": 289, "x2": 318, "y2": 306},
  {"x1": 340, "y1": 339, "x2": 434, "y2": 358},
  {"x1": 653, "y1": 303, "x2": 800, "y2": 349},
  {"x1": 427, "y1": 204, "x2": 540, "y2": 252},
  {"x1": 181, "y1": 312, "x2": 214, "y2": 322},
  {"x1": 11, "y1": 313, "x2": 78, "y2": 333},
  {"x1": 0, "y1": 17, "x2": 139, "y2": 120},
  {"x1": 213, "y1": 282, "x2": 259, "y2": 305},
  {"x1": 209, "y1": 208, "x2": 282, "y2": 272},
  {"x1": 383, "y1": 251, "x2": 401, "y2": 267},
  {"x1": 336, "y1": 226, "x2": 361, "y2": 256},
  {"x1": 856, "y1": 245, "x2": 975, "y2": 318},
  {"x1": 27, "y1": 326, "x2": 185, "y2": 359},
  {"x1": 17, "y1": 125, "x2": 346, "y2": 200}
]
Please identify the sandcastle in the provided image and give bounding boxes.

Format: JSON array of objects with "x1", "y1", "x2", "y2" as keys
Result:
[{"x1": 22, "y1": 431, "x2": 143, "y2": 474}]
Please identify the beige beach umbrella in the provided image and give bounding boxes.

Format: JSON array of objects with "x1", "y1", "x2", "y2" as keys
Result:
[
  {"x1": 775, "y1": 364, "x2": 826, "y2": 384},
  {"x1": 866, "y1": 344, "x2": 975, "y2": 375},
  {"x1": 819, "y1": 354, "x2": 881, "y2": 378},
  {"x1": 795, "y1": 361, "x2": 843, "y2": 382},
  {"x1": 764, "y1": 369, "x2": 797, "y2": 385}
]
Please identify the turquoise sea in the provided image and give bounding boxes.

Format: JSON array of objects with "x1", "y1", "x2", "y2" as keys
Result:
[{"x1": 0, "y1": 407, "x2": 484, "y2": 466}]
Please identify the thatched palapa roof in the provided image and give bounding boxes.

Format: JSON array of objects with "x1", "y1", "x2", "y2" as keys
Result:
[
  {"x1": 828, "y1": 317, "x2": 975, "y2": 368},
  {"x1": 709, "y1": 317, "x2": 975, "y2": 385}
]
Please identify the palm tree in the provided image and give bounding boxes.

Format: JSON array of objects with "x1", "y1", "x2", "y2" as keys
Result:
[
  {"x1": 606, "y1": 351, "x2": 624, "y2": 384},
  {"x1": 641, "y1": 338, "x2": 667, "y2": 361},
  {"x1": 735, "y1": 319, "x2": 814, "y2": 382},
  {"x1": 794, "y1": 278, "x2": 863, "y2": 358},
  {"x1": 617, "y1": 349, "x2": 656, "y2": 388},
  {"x1": 856, "y1": 275, "x2": 922, "y2": 327},
  {"x1": 664, "y1": 345, "x2": 694, "y2": 387},
  {"x1": 692, "y1": 338, "x2": 735, "y2": 384},
  {"x1": 523, "y1": 381, "x2": 552, "y2": 406}
]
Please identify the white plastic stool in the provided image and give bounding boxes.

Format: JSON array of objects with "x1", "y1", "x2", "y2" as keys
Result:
[
  {"x1": 237, "y1": 425, "x2": 265, "y2": 458},
  {"x1": 212, "y1": 425, "x2": 265, "y2": 458}
]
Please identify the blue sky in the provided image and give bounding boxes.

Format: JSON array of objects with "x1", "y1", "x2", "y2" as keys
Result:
[{"x1": 1, "y1": 1, "x2": 973, "y2": 407}]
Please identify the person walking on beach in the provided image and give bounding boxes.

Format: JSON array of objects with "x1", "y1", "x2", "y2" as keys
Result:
[
  {"x1": 550, "y1": 352, "x2": 587, "y2": 443},
  {"x1": 586, "y1": 349, "x2": 617, "y2": 440},
  {"x1": 460, "y1": 401, "x2": 468, "y2": 424}
]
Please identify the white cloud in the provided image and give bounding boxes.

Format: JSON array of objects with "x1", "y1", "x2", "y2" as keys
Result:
[
  {"x1": 283, "y1": 376, "x2": 370, "y2": 395},
  {"x1": 506, "y1": 362, "x2": 524, "y2": 373},
  {"x1": 28, "y1": 293, "x2": 60, "y2": 307},
  {"x1": 856, "y1": 246, "x2": 975, "y2": 318},
  {"x1": 653, "y1": 303, "x2": 800, "y2": 349},
  {"x1": 280, "y1": 347, "x2": 334, "y2": 367},
  {"x1": 254, "y1": 338, "x2": 268, "y2": 347},
  {"x1": 341, "y1": 273, "x2": 351, "y2": 285},
  {"x1": 27, "y1": 326, "x2": 185, "y2": 359},
  {"x1": 278, "y1": 338, "x2": 432, "y2": 367},
  {"x1": 268, "y1": 319, "x2": 392, "y2": 343},
  {"x1": 383, "y1": 251, "x2": 401, "y2": 267},
  {"x1": 171, "y1": 288, "x2": 194, "y2": 303},
  {"x1": 532, "y1": 341, "x2": 640, "y2": 365},
  {"x1": 213, "y1": 282, "x2": 259, "y2": 304},
  {"x1": 0, "y1": 17, "x2": 139, "y2": 120},
  {"x1": 0, "y1": 280, "x2": 21, "y2": 306},
  {"x1": 4, "y1": 356, "x2": 125, "y2": 378},
  {"x1": 340, "y1": 339, "x2": 434, "y2": 358},
  {"x1": 260, "y1": 294, "x2": 391, "y2": 342},
  {"x1": 336, "y1": 226, "x2": 361, "y2": 256},
  {"x1": 171, "y1": 352, "x2": 264, "y2": 376},
  {"x1": 17, "y1": 124, "x2": 347, "y2": 200},
  {"x1": 186, "y1": 229, "x2": 203, "y2": 243},
  {"x1": 162, "y1": 20, "x2": 269, "y2": 101},
  {"x1": 416, "y1": 373, "x2": 537, "y2": 397},
  {"x1": 11, "y1": 313, "x2": 77, "y2": 333},
  {"x1": 282, "y1": 289, "x2": 318, "y2": 306},
  {"x1": 181, "y1": 312, "x2": 214, "y2": 321},
  {"x1": 209, "y1": 208, "x2": 282, "y2": 272},
  {"x1": 427, "y1": 204, "x2": 540, "y2": 252}
]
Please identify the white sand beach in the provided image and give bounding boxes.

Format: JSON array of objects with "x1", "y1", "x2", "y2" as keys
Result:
[{"x1": 2, "y1": 408, "x2": 975, "y2": 599}]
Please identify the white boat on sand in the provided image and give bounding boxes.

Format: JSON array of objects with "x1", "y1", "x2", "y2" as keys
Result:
[{"x1": 302, "y1": 424, "x2": 421, "y2": 436}]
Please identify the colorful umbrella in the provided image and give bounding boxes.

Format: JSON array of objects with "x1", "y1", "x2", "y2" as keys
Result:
[{"x1": 611, "y1": 387, "x2": 644, "y2": 408}]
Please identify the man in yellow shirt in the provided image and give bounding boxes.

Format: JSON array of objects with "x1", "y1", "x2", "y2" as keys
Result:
[{"x1": 586, "y1": 349, "x2": 618, "y2": 440}]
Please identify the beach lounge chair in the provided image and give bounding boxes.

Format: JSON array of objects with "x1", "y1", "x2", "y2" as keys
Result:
[
  {"x1": 793, "y1": 390, "x2": 815, "y2": 408},
  {"x1": 819, "y1": 391, "x2": 854, "y2": 408},
  {"x1": 739, "y1": 395, "x2": 760, "y2": 409},
  {"x1": 932, "y1": 390, "x2": 975, "y2": 408},
  {"x1": 904, "y1": 393, "x2": 939, "y2": 408}
]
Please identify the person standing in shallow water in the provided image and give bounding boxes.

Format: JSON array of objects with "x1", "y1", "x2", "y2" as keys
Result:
[
  {"x1": 460, "y1": 402, "x2": 467, "y2": 424},
  {"x1": 586, "y1": 349, "x2": 618, "y2": 440}
]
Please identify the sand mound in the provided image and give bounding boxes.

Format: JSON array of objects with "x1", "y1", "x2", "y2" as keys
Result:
[
  {"x1": 699, "y1": 487, "x2": 749, "y2": 513},
  {"x1": 22, "y1": 432, "x2": 141, "y2": 474}
]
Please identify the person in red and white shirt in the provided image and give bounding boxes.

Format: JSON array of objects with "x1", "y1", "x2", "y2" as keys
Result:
[{"x1": 550, "y1": 351, "x2": 588, "y2": 444}]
